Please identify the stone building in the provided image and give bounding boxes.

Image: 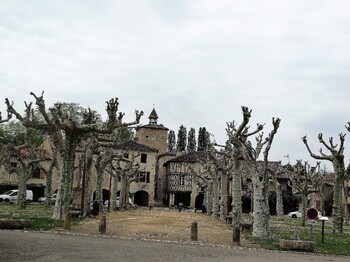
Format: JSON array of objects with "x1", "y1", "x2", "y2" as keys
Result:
[
  {"x1": 113, "y1": 140, "x2": 158, "y2": 207},
  {"x1": 162, "y1": 151, "x2": 207, "y2": 209}
]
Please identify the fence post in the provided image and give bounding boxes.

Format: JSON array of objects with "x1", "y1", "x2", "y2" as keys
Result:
[
  {"x1": 190, "y1": 221, "x2": 198, "y2": 241},
  {"x1": 64, "y1": 212, "x2": 72, "y2": 230},
  {"x1": 99, "y1": 215, "x2": 106, "y2": 234}
]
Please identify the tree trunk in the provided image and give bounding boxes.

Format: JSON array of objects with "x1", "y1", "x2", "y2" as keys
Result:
[
  {"x1": 333, "y1": 181, "x2": 344, "y2": 233},
  {"x1": 120, "y1": 175, "x2": 127, "y2": 209},
  {"x1": 111, "y1": 173, "x2": 118, "y2": 211},
  {"x1": 231, "y1": 154, "x2": 242, "y2": 244},
  {"x1": 83, "y1": 170, "x2": 92, "y2": 216},
  {"x1": 62, "y1": 139, "x2": 77, "y2": 218},
  {"x1": 17, "y1": 169, "x2": 28, "y2": 209},
  {"x1": 220, "y1": 172, "x2": 228, "y2": 220},
  {"x1": 344, "y1": 185, "x2": 349, "y2": 226},
  {"x1": 45, "y1": 169, "x2": 53, "y2": 207},
  {"x1": 275, "y1": 180, "x2": 284, "y2": 217},
  {"x1": 333, "y1": 159, "x2": 345, "y2": 233},
  {"x1": 14, "y1": 158, "x2": 34, "y2": 210},
  {"x1": 318, "y1": 189, "x2": 325, "y2": 216},
  {"x1": 252, "y1": 178, "x2": 269, "y2": 239},
  {"x1": 83, "y1": 150, "x2": 94, "y2": 216},
  {"x1": 301, "y1": 194, "x2": 307, "y2": 227},
  {"x1": 52, "y1": 138, "x2": 77, "y2": 220},
  {"x1": 211, "y1": 177, "x2": 220, "y2": 218},
  {"x1": 206, "y1": 181, "x2": 213, "y2": 216},
  {"x1": 96, "y1": 170, "x2": 103, "y2": 213},
  {"x1": 125, "y1": 181, "x2": 131, "y2": 208},
  {"x1": 52, "y1": 168, "x2": 65, "y2": 220}
]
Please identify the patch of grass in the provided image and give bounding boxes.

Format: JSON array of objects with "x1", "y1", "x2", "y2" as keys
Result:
[
  {"x1": 0, "y1": 203, "x2": 62, "y2": 230},
  {"x1": 29, "y1": 217, "x2": 62, "y2": 230},
  {"x1": 313, "y1": 233, "x2": 350, "y2": 256},
  {"x1": 248, "y1": 216, "x2": 350, "y2": 256}
]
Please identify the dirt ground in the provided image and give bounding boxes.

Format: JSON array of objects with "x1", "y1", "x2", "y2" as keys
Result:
[{"x1": 68, "y1": 207, "x2": 252, "y2": 247}]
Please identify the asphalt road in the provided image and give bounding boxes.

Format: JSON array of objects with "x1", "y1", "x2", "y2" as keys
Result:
[{"x1": 0, "y1": 230, "x2": 348, "y2": 262}]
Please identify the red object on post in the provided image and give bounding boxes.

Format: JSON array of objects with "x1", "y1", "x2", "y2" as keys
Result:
[{"x1": 306, "y1": 207, "x2": 318, "y2": 220}]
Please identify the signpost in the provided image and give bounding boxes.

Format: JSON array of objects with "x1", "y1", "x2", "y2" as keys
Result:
[
  {"x1": 306, "y1": 208, "x2": 318, "y2": 241},
  {"x1": 319, "y1": 216, "x2": 329, "y2": 243},
  {"x1": 306, "y1": 207, "x2": 329, "y2": 242}
]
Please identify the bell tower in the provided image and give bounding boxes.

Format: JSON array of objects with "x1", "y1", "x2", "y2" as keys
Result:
[
  {"x1": 135, "y1": 107, "x2": 168, "y2": 155},
  {"x1": 149, "y1": 107, "x2": 158, "y2": 125}
]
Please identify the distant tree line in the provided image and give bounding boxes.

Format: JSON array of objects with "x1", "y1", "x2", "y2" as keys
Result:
[{"x1": 167, "y1": 125, "x2": 211, "y2": 152}]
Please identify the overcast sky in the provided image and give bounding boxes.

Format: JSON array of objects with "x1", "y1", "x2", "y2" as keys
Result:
[{"x1": 1, "y1": 1, "x2": 350, "y2": 171}]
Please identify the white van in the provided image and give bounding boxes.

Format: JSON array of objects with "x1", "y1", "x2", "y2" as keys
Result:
[{"x1": 0, "y1": 189, "x2": 33, "y2": 203}]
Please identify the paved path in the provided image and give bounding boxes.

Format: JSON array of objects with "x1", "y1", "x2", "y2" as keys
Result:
[{"x1": 0, "y1": 230, "x2": 347, "y2": 262}]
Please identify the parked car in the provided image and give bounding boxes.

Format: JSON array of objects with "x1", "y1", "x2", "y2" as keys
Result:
[
  {"x1": 287, "y1": 210, "x2": 302, "y2": 218},
  {"x1": 0, "y1": 189, "x2": 33, "y2": 203},
  {"x1": 103, "y1": 197, "x2": 135, "y2": 208},
  {"x1": 38, "y1": 193, "x2": 57, "y2": 204},
  {"x1": 287, "y1": 210, "x2": 325, "y2": 219}
]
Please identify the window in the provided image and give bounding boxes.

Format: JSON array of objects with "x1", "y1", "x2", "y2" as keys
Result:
[
  {"x1": 123, "y1": 153, "x2": 129, "y2": 159},
  {"x1": 141, "y1": 153, "x2": 147, "y2": 163},
  {"x1": 32, "y1": 167, "x2": 41, "y2": 179},
  {"x1": 136, "y1": 172, "x2": 150, "y2": 183},
  {"x1": 11, "y1": 162, "x2": 17, "y2": 168},
  {"x1": 179, "y1": 175, "x2": 185, "y2": 186}
]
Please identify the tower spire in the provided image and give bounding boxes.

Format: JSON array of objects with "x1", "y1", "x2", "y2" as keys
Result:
[{"x1": 149, "y1": 105, "x2": 158, "y2": 125}]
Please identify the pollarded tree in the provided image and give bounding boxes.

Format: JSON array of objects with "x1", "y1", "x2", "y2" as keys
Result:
[
  {"x1": 119, "y1": 153, "x2": 142, "y2": 209},
  {"x1": 167, "y1": 130, "x2": 176, "y2": 152},
  {"x1": 187, "y1": 128, "x2": 196, "y2": 152},
  {"x1": 217, "y1": 142, "x2": 235, "y2": 220},
  {"x1": 80, "y1": 136, "x2": 99, "y2": 216},
  {"x1": 94, "y1": 148, "x2": 122, "y2": 213},
  {"x1": 240, "y1": 117, "x2": 281, "y2": 239},
  {"x1": 313, "y1": 166, "x2": 329, "y2": 216},
  {"x1": 176, "y1": 125, "x2": 187, "y2": 152},
  {"x1": 203, "y1": 142, "x2": 235, "y2": 220},
  {"x1": 302, "y1": 132, "x2": 346, "y2": 233},
  {"x1": 0, "y1": 128, "x2": 45, "y2": 209},
  {"x1": 107, "y1": 160, "x2": 121, "y2": 211},
  {"x1": 288, "y1": 160, "x2": 321, "y2": 226},
  {"x1": 6, "y1": 91, "x2": 143, "y2": 220},
  {"x1": 226, "y1": 106, "x2": 264, "y2": 243},
  {"x1": 200, "y1": 146, "x2": 222, "y2": 218},
  {"x1": 273, "y1": 175, "x2": 284, "y2": 217},
  {"x1": 0, "y1": 119, "x2": 50, "y2": 208},
  {"x1": 38, "y1": 137, "x2": 59, "y2": 206},
  {"x1": 88, "y1": 121, "x2": 133, "y2": 214},
  {"x1": 270, "y1": 162, "x2": 289, "y2": 218},
  {"x1": 36, "y1": 103, "x2": 89, "y2": 209}
]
